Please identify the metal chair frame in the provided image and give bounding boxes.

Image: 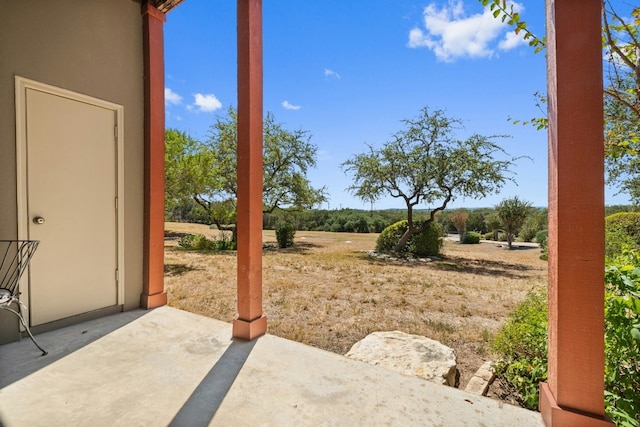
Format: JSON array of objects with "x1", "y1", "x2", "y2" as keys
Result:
[{"x1": 0, "y1": 240, "x2": 47, "y2": 355}]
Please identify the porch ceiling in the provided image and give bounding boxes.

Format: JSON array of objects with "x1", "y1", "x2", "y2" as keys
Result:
[{"x1": 154, "y1": 0, "x2": 184, "y2": 13}]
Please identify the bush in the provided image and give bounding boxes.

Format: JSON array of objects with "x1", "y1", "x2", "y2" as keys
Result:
[
  {"x1": 491, "y1": 290, "x2": 548, "y2": 410},
  {"x1": 178, "y1": 233, "x2": 214, "y2": 250},
  {"x1": 536, "y1": 229, "x2": 548, "y2": 260},
  {"x1": 604, "y1": 252, "x2": 640, "y2": 425},
  {"x1": 492, "y1": 255, "x2": 640, "y2": 425},
  {"x1": 483, "y1": 231, "x2": 495, "y2": 240},
  {"x1": 177, "y1": 233, "x2": 236, "y2": 251},
  {"x1": 461, "y1": 231, "x2": 481, "y2": 244},
  {"x1": 606, "y1": 212, "x2": 640, "y2": 259},
  {"x1": 276, "y1": 221, "x2": 296, "y2": 249},
  {"x1": 178, "y1": 233, "x2": 196, "y2": 248},
  {"x1": 375, "y1": 220, "x2": 443, "y2": 257}
]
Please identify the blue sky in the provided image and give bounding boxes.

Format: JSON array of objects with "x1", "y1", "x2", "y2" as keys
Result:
[{"x1": 164, "y1": 0, "x2": 630, "y2": 210}]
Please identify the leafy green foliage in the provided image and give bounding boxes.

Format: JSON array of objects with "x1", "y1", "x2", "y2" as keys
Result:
[
  {"x1": 461, "y1": 231, "x2": 481, "y2": 244},
  {"x1": 535, "y1": 229, "x2": 548, "y2": 261},
  {"x1": 375, "y1": 220, "x2": 443, "y2": 257},
  {"x1": 606, "y1": 205, "x2": 640, "y2": 217},
  {"x1": 491, "y1": 290, "x2": 549, "y2": 410},
  {"x1": 410, "y1": 222, "x2": 444, "y2": 257},
  {"x1": 605, "y1": 212, "x2": 640, "y2": 258},
  {"x1": 343, "y1": 106, "x2": 519, "y2": 253},
  {"x1": 518, "y1": 208, "x2": 547, "y2": 243},
  {"x1": 165, "y1": 129, "x2": 217, "y2": 220},
  {"x1": 376, "y1": 221, "x2": 409, "y2": 254},
  {"x1": 465, "y1": 208, "x2": 493, "y2": 234},
  {"x1": 484, "y1": 211, "x2": 502, "y2": 241},
  {"x1": 165, "y1": 107, "x2": 326, "y2": 241},
  {"x1": 178, "y1": 233, "x2": 236, "y2": 251},
  {"x1": 275, "y1": 222, "x2": 296, "y2": 249},
  {"x1": 604, "y1": 252, "x2": 640, "y2": 425},
  {"x1": 493, "y1": 252, "x2": 640, "y2": 424},
  {"x1": 262, "y1": 208, "x2": 403, "y2": 233},
  {"x1": 495, "y1": 196, "x2": 533, "y2": 249}
]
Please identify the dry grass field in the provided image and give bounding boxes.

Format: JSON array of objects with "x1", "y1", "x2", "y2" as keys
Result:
[{"x1": 164, "y1": 222, "x2": 548, "y2": 389}]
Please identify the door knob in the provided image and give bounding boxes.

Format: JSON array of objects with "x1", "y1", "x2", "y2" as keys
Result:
[{"x1": 33, "y1": 216, "x2": 45, "y2": 225}]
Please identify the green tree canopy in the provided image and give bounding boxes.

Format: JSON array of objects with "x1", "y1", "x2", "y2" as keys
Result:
[
  {"x1": 342, "y1": 106, "x2": 520, "y2": 253},
  {"x1": 165, "y1": 107, "x2": 327, "y2": 241},
  {"x1": 496, "y1": 196, "x2": 533, "y2": 249}
]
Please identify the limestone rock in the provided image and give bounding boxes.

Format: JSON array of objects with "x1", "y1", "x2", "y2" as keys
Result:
[
  {"x1": 464, "y1": 361, "x2": 496, "y2": 396},
  {"x1": 345, "y1": 330, "x2": 458, "y2": 386}
]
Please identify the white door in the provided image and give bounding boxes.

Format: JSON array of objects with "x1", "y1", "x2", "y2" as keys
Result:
[{"x1": 20, "y1": 84, "x2": 120, "y2": 326}]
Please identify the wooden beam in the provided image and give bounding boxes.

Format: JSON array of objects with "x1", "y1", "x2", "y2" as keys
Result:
[
  {"x1": 140, "y1": 2, "x2": 168, "y2": 309},
  {"x1": 541, "y1": 0, "x2": 612, "y2": 425},
  {"x1": 233, "y1": 0, "x2": 267, "y2": 340}
]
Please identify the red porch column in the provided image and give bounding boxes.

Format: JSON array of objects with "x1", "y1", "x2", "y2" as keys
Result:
[
  {"x1": 540, "y1": 0, "x2": 612, "y2": 425},
  {"x1": 140, "y1": 2, "x2": 168, "y2": 309},
  {"x1": 233, "y1": 0, "x2": 267, "y2": 340}
]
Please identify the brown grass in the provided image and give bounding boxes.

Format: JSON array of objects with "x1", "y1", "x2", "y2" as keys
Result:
[{"x1": 164, "y1": 222, "x2": 547, "y2": 388}]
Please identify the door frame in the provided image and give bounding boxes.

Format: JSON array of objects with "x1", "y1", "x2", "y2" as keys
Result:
[{"x1": 14, "y1": 76, "x2": 125, "y2": 314}]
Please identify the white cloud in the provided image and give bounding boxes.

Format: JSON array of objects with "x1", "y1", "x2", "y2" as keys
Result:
[
  {"x1": 498, "y1": 30, "x2": 527, "y2": 50},
  {"x1": 408, "y1": 1, "x2": 527, "y2": 62},
  {"x1": 165, "y1": 87, "x2": 182, "y2": 106},
  {"x1": 192, "y1": 93, "x2": 222, "y2": 113},
  {"x1": 282, "y1": 100, "x2": 301, "y2": 110},
  {"x1": 324, "y1": 68, "x2": 341, "y2": 79}
]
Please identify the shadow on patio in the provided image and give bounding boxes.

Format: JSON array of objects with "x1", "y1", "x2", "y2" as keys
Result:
[{"x1": 0, "y1": 307, "x2": 543, "y2": 426}]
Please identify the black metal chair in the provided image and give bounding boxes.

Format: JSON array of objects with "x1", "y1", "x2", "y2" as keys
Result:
[{"x1": 0, "y1": 240, "x2": 47, "y2": 355}]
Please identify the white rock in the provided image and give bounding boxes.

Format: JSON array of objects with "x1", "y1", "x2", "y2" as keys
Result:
[{"x1": 345, "y1": 331, "x2": 458, "y2": 386}]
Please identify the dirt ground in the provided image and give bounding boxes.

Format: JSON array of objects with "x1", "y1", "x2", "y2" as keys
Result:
[{"x1": 164, "y1": 222, "x2": 547, "y2": 402}]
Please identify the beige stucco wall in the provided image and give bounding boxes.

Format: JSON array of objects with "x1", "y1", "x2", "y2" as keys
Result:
[{"x1": 0, "y1": 0, "x2": 146, "y2": 331}]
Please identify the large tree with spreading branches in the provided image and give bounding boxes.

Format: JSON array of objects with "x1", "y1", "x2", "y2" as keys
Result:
[
  {"x1": 342, "y1": 106, "x2": 520, "y2": 253},
  {"x1": 165, "y1": 107, "x2": 327, "y2": 241}
]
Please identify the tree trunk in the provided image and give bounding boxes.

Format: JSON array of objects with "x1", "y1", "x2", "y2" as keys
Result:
[{"x1": 393, "y1": 227, "x2": 415, "y2": 253}]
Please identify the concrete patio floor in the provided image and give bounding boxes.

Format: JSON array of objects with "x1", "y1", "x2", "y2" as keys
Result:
[{"x1": 0, "y1": 306, "x2": 544, "y2": 426}]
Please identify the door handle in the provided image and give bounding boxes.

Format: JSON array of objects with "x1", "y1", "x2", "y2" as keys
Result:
[{"x1": 33, "y1": 216, "x2": 45, "y2": 225}]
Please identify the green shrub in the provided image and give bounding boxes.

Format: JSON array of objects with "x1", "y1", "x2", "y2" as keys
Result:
[
  {"x1": 410, "y1": 222, "x2": 443, "y2": 256},
  {"x1": 606, "y1": 212, "x2": 640, "y2": 259},
  {"x1": 536, "y1": 230, "x2": 548, "y2": 260},
  {"x1": 276, "y1": 221, "x2": 296, "y2": 249},
  {"x1": 375, "y1": 220, "x2": 407, "y2": 253},
  {"x1": 192, "y1": 234, "x2": 214, "y2": 250},
  {"x1": 492, "y1": 255, "x2": 640, "y2": 424},
  {"x1": 212, "y1": 232, "x2": 236, "y2": 250},
  {"x1": 483, "y1": 231, "x2": 495, "y2": 241},
  {"x1": 461, "y1": 231, "x2": 481, "y2": 244},
  {"x1": 375, "y1": 220, "x2": 442, "y2": 256},
  {"x1": 178, "y1": 234, "x2": 196, "y2": 248},
  {"x1": 518, "y1": 221, "x2": 539, "y2": 242},
  {"x1": 518, "y1": 209, "x2": 548, "y2": 243},
  {"x1": 491, "y1": 290, "x2": 548, "y2": 409},
  {"x1": 177, "y1": 233, "x2": 236, "y2": 251},
  {"x1": 604, "y1": 252, "x2": 640, "y2": 426},
  {"x1": 179, "y1": 233, "x2": 215, "y2": 250}
]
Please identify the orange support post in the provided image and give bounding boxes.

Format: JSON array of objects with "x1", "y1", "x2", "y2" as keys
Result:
[
  {"x1": 233, "y1": 0, "x2": 267, "y2": 340},
  {"x1": 140, "y1": 2, "x2": 168, "y2": 309},
  {"x1": 541, "y1": 0, "x2": 613, "y2": 425}
]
